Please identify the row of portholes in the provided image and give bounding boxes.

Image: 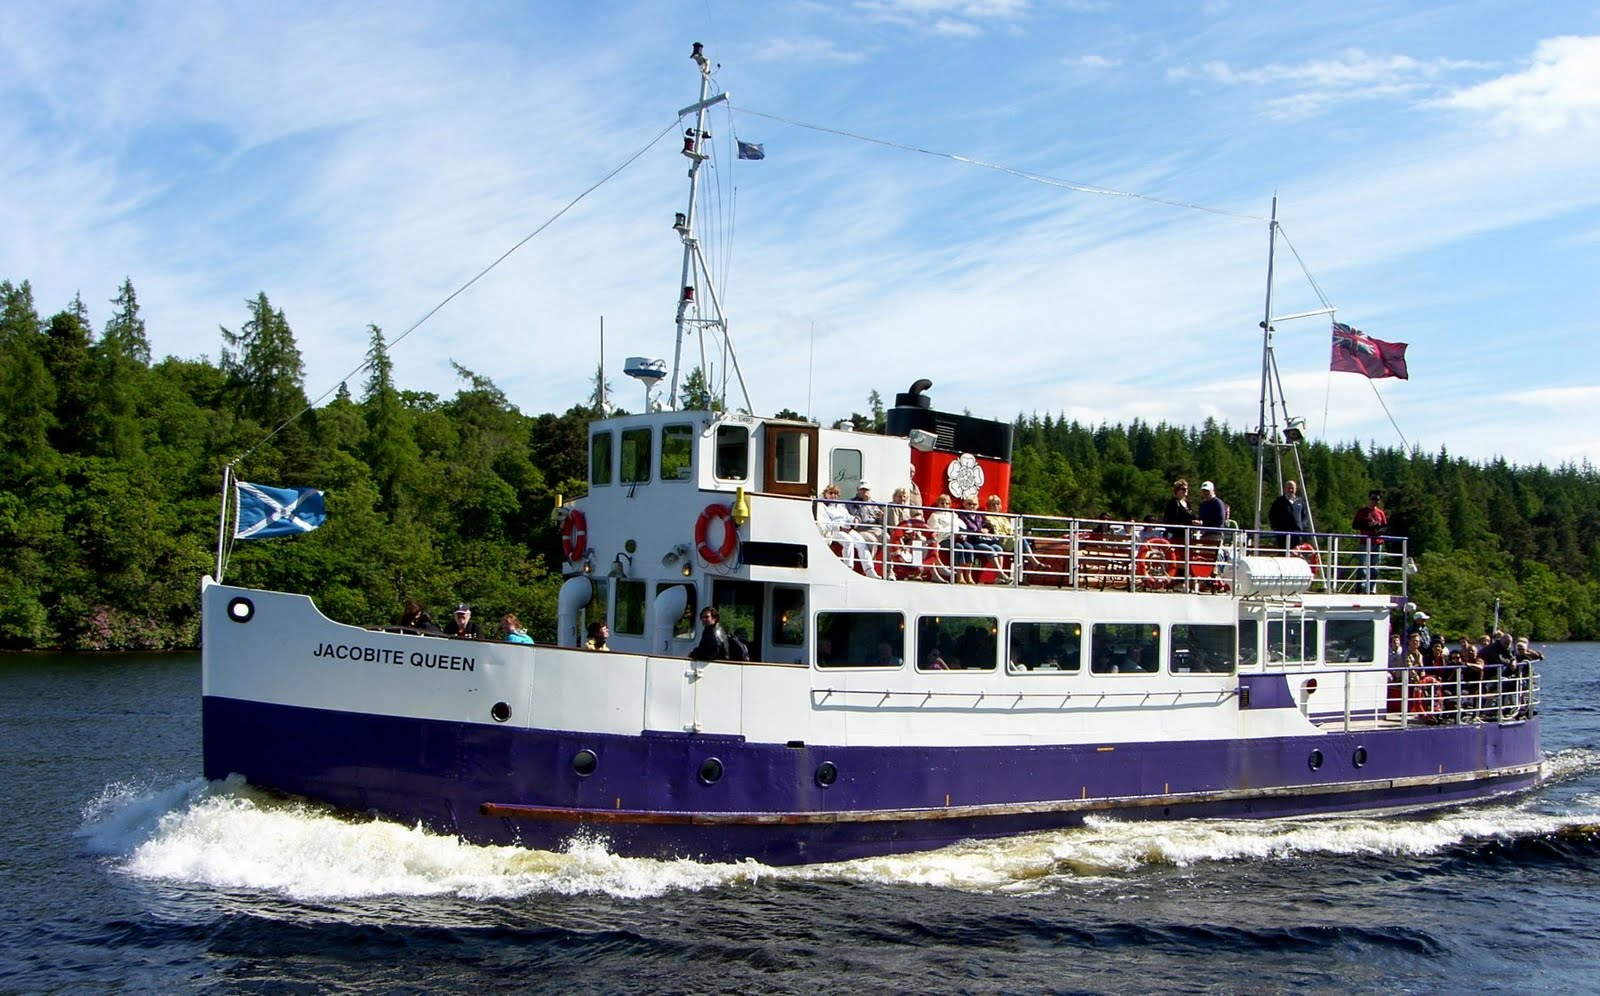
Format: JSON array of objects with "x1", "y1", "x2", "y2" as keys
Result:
[
  {"x1": 487, "y1": 704, "x2": 840, "y2": 787},
  {"x1": 1308, "y1": 746, "x2": 1368, "y2": 771},
  {"x1": 565, "y1": 747, "x2": 839, "y2": 788}
]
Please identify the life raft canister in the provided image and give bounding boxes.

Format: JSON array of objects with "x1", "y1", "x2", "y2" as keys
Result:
[
  {"x1": 560, "y1": 508, "x2": 588, "y2": 562},
  {"x1": 1291, "y1": 542, "x2": 1323, "y2": 582},
  {"x1": 695, "y1": 503, "x2": 738, "y2": 563}
]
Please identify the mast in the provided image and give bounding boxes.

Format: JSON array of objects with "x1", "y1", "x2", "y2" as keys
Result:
[
  {"x1": 1252, "y1": 198, "x2": 1279, "y2": 533},
  {"x1": 665, "y1": 42, "x2": 753, "y2": 413}
]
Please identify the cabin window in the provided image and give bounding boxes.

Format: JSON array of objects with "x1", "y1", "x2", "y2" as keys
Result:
[
  {"x1": 655, "y1": 582, "x2": 697, "y2": 639},
  {"x1": 590, "y1": 432, "x2": 613, "y2": 487},
  {"x1": 715, "y1": 424, "x2": 749, "y2": 480},
  {"x1": 1324, "y1": 619, "x2": 1376, "y2": 664},
  {"x1": 830, "y1": 448, "x2": 863, "y2": 495},
  {"x1": 771, "y1": 586, "x2": 806, "y2": 646},
  {"x1": 917, "y1": 615, "x2": 997, "y2": 672},
  {"x1": 1007, "y1": 621, "x2": 1082, "y2": 672},
  {"x1": 815, "y1": 611, "x2": 904, "y2": 668},
  {"x1": 1169, "y1": 624, "x2": 1236, "y2": 674},
  {"x1": 660, "y1": 423, "x2": 693, "y2": 482},
  {"x1": 620, "y1": 428, "x2": 652, "y2": 484},
  {"x1": 614, "y1": 580, "x2": 646, "y2": 636},
  {"x1": 1239, "y1": 619, "x2": 1259, "y2": 667},
  {"x1": 1090, "y1": 623, "x2": 1160, "y2": 674},
  {"x1": 1266, "y1": 614, "x2": 1313, "y2": 665},
  {"x1": 773, "y1": 432, "x2": 810, "y2": 484}
]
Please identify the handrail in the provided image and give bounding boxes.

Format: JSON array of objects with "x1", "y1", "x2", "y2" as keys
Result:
[{"x1": 811, "y1": 498, "x2": 1409, "y2": 597}]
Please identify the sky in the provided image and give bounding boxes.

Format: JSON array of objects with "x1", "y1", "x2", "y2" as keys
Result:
[{"x1": 3, "y1": 1, "x2": 1598, "y2": 467}]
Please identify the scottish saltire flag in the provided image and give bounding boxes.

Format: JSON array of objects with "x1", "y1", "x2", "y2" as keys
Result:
[
  {"x1": 235, "y1": 482, "x2": 327, "y2": 539},
  {"x1": 736, "y1": 140, "x2": 765, "y2": 160},
  {"x1": 1331, "y1": 322, "x2": 1409, "y2": 380}
]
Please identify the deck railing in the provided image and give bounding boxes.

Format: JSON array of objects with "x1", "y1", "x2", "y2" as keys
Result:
[{"x1": 815, "y1": 500, "x2": 1408, "y2": 597}]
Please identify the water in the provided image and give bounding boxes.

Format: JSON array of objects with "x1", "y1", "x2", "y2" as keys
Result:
[{"x1": 3, "y1": 648, "x2": 1598, "y2": 992}]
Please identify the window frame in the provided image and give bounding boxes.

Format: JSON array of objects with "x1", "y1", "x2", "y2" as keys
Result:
[
  {"x1": 916, "y1": 614, "x2": 999, "y2": 673},
  {"x1": 1168, "y1": 623, "x2": 1238, "y2": 675},
  {"x1": 714, "y1": 423, "x2": 750, "y2": 481},
  {"x1": 620, "y1": 426, "x2": 652, "y2": 485},
  {"x1": 814, "y1": 610, "x2": 905, "y2": 669},
  {"x1": 590, "y1": 430, "x2": 613, "y2": 487},
  {"x1": 1006, "y1": 620, "x2": 1084, "y2": 674},
  {"x1": 1089, "y1": 622, "x2": 1162, "y2": 675},
  {"x1": 659, "y1": 422, "x2": 694, "y2": 483},
  {"x1": 613, "y1": 579, "x2": 646, "y2": 636}
]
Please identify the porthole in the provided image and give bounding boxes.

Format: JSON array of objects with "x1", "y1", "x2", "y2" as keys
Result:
[
  {"x1": 572, "y1": 748, "x2": 599, "y2": 776},
  {"x1": 815, "y1": 761, "x2": 838, "y2": 787},
  {"x1": 490, "y1": 701, "x2": 512, "y2": 723},
  {"x1": 226, "y1": 597, "x2": 254, "y2": 623},
  {"x1": 1352, "y1": 746, "x2": 1369, "y2": 768},
  {"x1": 698, "y1": 757, "x2": 724, "y2": 785},
  {"x1": 1308, "y1": 749, "x2": 1324, "y2": 771}
]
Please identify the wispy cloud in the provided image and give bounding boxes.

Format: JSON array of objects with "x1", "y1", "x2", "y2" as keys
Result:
[
  {"x1": 1434, "y1": 34, "x2": 1600, "y2": 134},
  {"x1": 1062, "y1": 53, "x2": 1122, "y2": 71},
  {"x1": 1169, "y1": 48, "x2": 1493, "y2": 119},
  {"x1": 753, "y1": 36, "x2": 869, "y2": 64},
  {"x1": 851, "y1": 0, "x2": 1031, "y2": 36}
]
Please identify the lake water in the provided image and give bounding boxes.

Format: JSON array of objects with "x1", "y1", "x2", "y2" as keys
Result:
[{"x1": 2, "y1": 646, "x2": 1598, "y2": 992}]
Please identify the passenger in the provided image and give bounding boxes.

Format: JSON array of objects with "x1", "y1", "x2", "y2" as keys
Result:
[
  {"x1": 1268, "y1": 480, "x2": 1311, "y2": 547},
  {"x1": 985, "y1": 494, "x2": 1017, "y2": 554},
  {"x1": 845, "y1": 482, "x2": 887, "y2": 544},
  {"x1": 887, "y1": 487, "x2": 919, "y2": 529},
  {"x1": 925, "y1": 494, "x2": 960, "y2": 581},
  {"x1": 396, "y1": 599, "x2": 438, "y2": 633},
  {"x1": 585, "y1": 620, "x2": 611, "y2": 651},
  {"x1": 1514, "y1": 639, "x2": 1544, "y2": 663},
  {"x1": 956, "y1": 496, "x2": 1002, "y2": 581},
  {"x1": 925, "y1": 646, "x2": 951, "y2": 670},
  {"x1": 1407, "y1": 610, "x2": 1433, "y2": 650},
  {"x1": 817, "y1": 484, "x2": 881, "y2": 578},
  {"x1": 1162, "y1": 479, "x2": 1201, "y2": 534},
  {"x1": 688, "y1": 606, "x2": 730, "y2": 661},
  {"x1": 1352, "y1": 489, "x2": 1388, "y2": 592},
  {"x1": 501, "y1": 613, "x2": 533, "y2": 645},
  {"x1": 442, "y1": 603, "x2": 480, "y2": 639},
  {"x1": 1196, "y1": 481, "x2": 1228, "y2": 540},
  {"x1": 872, "y1": 641, "x2": 902, "y2": 666}
]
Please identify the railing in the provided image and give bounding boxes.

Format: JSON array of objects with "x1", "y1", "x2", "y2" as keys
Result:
[
  {"x1": 814, "y1": 500, "x2": 1408, "y2": 597},
  {"x1": 1385, "y1": 661, "x2": 1540, "y2": 728}
]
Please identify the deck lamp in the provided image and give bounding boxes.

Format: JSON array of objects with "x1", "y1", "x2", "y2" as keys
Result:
[{"x1": 1284, "y1": 417, "x2": 1307, "y2": 444}]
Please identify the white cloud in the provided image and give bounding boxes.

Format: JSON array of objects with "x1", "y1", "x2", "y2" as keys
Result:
[
  {"x1": 1169, "y1": 48, "x2": 1492, "y2": 118},
  {"x1": 851, "y1": 0, "x2": 1030, "y2": 35},
  {"x1": 754, "y1": 36, "x2": 869, "y2": 64},
  {"x1": 1436, "y1": 35, "x2": 1600, "y2": 134},
  {"x1": 1062, "y1": 53, "x2": 1122, "y2": 70}
]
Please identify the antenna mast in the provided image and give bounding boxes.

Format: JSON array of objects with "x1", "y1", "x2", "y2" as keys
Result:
[{"x1": 666, "y1": 42, "x2": 753, "y2": 413}]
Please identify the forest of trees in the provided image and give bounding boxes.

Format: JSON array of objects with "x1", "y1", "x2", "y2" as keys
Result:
[{"x1": 3, "y1": 276, "x2": 1598, "y2": 651}]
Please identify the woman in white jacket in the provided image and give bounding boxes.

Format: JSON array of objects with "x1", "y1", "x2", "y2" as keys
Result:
[{"x1": 816, "y1": 484, "x2": 880, "y2": 578}]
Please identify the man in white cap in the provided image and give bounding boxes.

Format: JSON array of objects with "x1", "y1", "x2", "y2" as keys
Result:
[
  {"x1": 1197, "y1": 480, "x2": 1228, "y2": 536},
  {"x1": 845, "y1": 480, "x2": 886, "y2": 560},
  {"x1": 1407, "y1": 610, "x2": 1432, "y2": 650}
]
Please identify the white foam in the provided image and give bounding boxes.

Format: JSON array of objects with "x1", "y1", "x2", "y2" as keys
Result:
[{"x1": 80, "y1": 775, "x2": 1600, "y2": 900}]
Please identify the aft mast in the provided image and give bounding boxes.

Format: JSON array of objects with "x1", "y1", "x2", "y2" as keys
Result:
[{"x1": 666, "y1": 42, "x2": 752, "y2": 413}]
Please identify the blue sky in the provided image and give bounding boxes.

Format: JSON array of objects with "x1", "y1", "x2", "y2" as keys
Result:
[{"x1": 3, "y1": 1, "x2": 1598, "y2": 466}]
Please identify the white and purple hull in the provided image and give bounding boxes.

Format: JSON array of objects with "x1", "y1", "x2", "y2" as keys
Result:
[{"x1": 201, "y1": 580, "x2": 1543, "y2": 865}]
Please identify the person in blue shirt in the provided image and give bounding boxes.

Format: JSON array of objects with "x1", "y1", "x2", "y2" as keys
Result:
[{"x1": 501, "y1": 612, "x2": 533, "y2": 644}]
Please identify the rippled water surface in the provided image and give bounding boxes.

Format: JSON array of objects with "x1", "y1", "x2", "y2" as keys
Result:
[{"x1": 3, "y1": 646, "x2": 1599, "y2": 992}]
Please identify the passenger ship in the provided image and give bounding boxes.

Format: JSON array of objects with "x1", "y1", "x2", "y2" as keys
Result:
[{"x1": 200, "y1": 45, "x2": 1543, "y2": 865}]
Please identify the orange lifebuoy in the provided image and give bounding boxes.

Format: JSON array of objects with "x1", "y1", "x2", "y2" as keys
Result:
[
  {"x1": 695, "y1": 503, "x2": 738, "y2": 564},
  {"x1": 1136, "y1": 538, "x2": 1176, "y2": 578},
  {"x1": 560, "y1": 509, "x2": 588, "y2": 562}
]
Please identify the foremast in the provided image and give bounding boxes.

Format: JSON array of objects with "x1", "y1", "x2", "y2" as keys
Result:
[{"x1": 667, "y1": 42, "x2": 752, "y2": 412}]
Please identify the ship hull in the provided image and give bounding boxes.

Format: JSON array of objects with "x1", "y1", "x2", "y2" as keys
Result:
[{"x1": 203, "y1": 694, "x2": 1541, "y2": 865}]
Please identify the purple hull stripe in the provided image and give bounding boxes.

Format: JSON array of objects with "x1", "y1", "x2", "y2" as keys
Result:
[{"x1": 203, "y1": 696, "x2": 1542, "y2": 865}]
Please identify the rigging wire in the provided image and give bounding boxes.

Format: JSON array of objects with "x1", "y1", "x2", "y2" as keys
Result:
[
  {"x1": 225, "y1": 115, "x2": 682, "y2": 469},
  {"x1": 732, "y1": 105, "x2": 1269, "y2": 222},
  {"x1": 1274, "y1": 226, "x2": 1334, "y2": 311}
]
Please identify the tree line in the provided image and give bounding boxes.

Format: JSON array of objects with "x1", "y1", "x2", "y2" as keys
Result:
[{"x1": 2, "y1": 276, "x2": 1596, "y2": 651}]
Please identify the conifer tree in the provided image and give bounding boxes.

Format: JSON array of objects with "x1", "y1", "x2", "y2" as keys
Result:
[
  {"x1": 221, "y1": 292, "x2": 307, "y2": 427},
  {"x1": 44, "y1": 294, "x2": 97, "y2": 452},
  {"x1": 361, "y1": 325, "x2": 419, "y2": 513},
  {"x1": 102, "y1": 277, "x2": 151, "y2": 366}
]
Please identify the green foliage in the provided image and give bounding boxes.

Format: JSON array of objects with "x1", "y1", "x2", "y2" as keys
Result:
[{"x1": 2, "y1": 269, "x2": 1598, "y2": 648}]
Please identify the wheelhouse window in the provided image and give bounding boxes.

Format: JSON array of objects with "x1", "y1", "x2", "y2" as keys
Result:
[
  {"x1": 1008, "y1": 622, "x2": 1082, "y2": 672},
  {"x1": 715, "y1": 424, "x2": 749, "y2": 480},
  {"x1": 1239, "y1": 619, "x2": 1260, "y2": 668},
  {"x1": 660, "y1": 423, "x2": 693, "y2": 482},
  {"x1": 917, "y1": 615, "x2": 997, "y2": 672},
  {"x1": 655, "y1": 582, "x2": 696, "y2": 639},
  {"x1": 1090, "y1": 623, "x2": 1160, "y2": 674},
  {"x1": 614, "y1": 580, "x2": 646, "y2": 636},
  {"x1": 773, "y1": 432, "x2": 810, "y2": 484},
  {"x1": 830, "y1": 448, "x2": 863, "y2": 496},
  {"x1": 620, "y1": 428, "x2": 652, "y2": 484},
  {"x1": 1170, "y1": 624, "x2": 1236, "y2": 674},
  {"x1": 582, "y1": 578, "x2": 609, "y2": 641},
  {"x1": 771, "y1": 586, "x2": 805, "y2": 646},
  {"x1": 1324, "y1": 619, "x2": 1376, "y2": 664},
  {"x1": 1266, "y1": 614, "x2": 1313, "y2": 665},
  {"x1": 590, "y1": 431, "x2": 613, "y2": 487},
  {"x1": 816, "y1": 611, "x2": 904, "y2": 668}
]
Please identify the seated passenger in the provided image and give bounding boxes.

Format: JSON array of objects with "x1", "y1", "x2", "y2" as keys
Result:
[
  {"x1": 956, "y1": 496, "x2": 1002, "y2": 581},
  {"x1": 816, "y1": 484, "x2": 881, "y2": 578},
  {"x1": 925, "y1": 494, "x2": 960, "y2": 580},
  {"x1": 443, "y1": 603, "x2": 480, "y2": 639},
  {"x1": 396, "y1": 599, "x2": 438, "y2": 633},
  {"x1": 501, "y1": 613, "x2": 534, "y2": 645}
]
